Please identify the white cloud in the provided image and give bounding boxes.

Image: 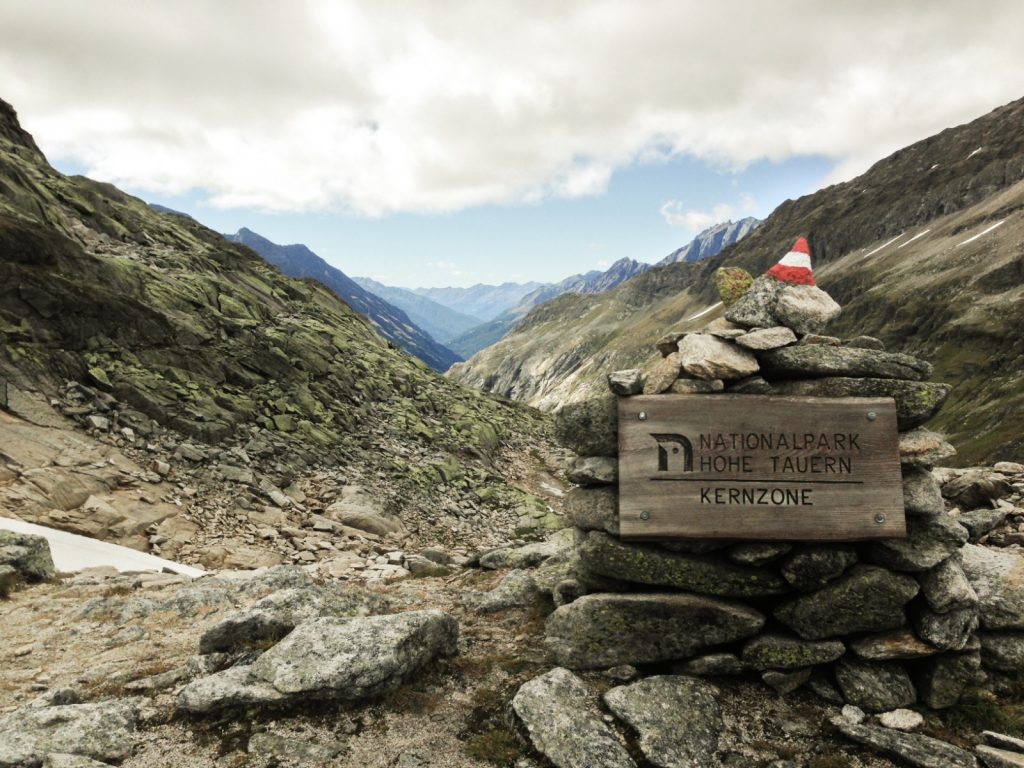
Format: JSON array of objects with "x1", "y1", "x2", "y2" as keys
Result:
[
  {"x1": 660, "y1": 194, "x2": 757, "y2": 233},
  {"x1": 1, "y1": 1, "x2": 1023, "y2": 215}
]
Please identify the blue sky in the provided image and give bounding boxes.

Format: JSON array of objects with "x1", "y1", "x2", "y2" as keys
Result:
[
  {"x1": 5, "y1": 1, "x2": 1024, "y2": 288},
  {"x1": 86, "y1": 153, "x2": 834, "y2": 289}
]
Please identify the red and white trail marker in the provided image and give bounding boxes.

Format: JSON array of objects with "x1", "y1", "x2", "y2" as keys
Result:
[{"x1": 766, "y1": 237, "x2": 815, "y2": 286}]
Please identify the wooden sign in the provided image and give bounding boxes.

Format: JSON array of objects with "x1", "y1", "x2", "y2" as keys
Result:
[{"x1": 618, "y1": 395, "x2": 905, "y2": 541}]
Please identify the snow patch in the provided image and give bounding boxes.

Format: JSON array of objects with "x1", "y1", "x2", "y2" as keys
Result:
[
  {"x1": 861, "y1": 233, "x2": 905, "y2": 260},
  {"x1": 957, "y1": 220, "x2": 1004, "y2": 247},
  {"x1": 929, "y1": 164, "x2": 940, "y2": 171},
  {"x1": 897, "y1": 229, "x2": 931, "y2": 249},
  {"x1": 966, "y1": 147, "x2": 985, "y2": 160},
  {"x1": 686, "y1": 301, "x2": 723, "y2": 322},
  {"x1": 0, "y1": 516, "x2": 205, "y2": 577}
]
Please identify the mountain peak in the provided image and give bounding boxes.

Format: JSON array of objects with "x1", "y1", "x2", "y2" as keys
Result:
[
  {"x1": 659, "y1": 217, "x2": 760, "y2": 266},
  {"x1": 0, "y1": 97, "x2": 43, "y2": 157}
]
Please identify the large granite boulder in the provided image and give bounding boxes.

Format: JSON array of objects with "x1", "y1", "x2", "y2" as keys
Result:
[
  {"x1": 0, "y1": 698, "x2": 142, "y2": 766},
  {"x1": 179, "y1": 610, "x2": 458, "y2": 712},
  {"x1": 773, "y1": 284, "x2": 842, "y2": 334},
  {"x1": 199, "y1": 584, "x2": 389, "y2": 653},
  {"x1": 253, "y1": 611, "x2": 457, "y2": 697},
  {"x1": 545, "y1": 593, "x2": 764, "y2": 668},
  {"x1": 774, "y1": 565, "x2": 919, "y2": 639},
  {"x1": 578, "y1": 532, "x2": 787, "y2": 598},
  {"x1": 511, "y1": 668, "x2": 636, "y2": 768},
  {"x1": 603, "y1": 676, "x2": 722, "y2": 768}
]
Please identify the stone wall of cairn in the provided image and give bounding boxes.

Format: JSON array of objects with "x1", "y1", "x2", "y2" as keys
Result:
[{"x1": 546, "y1": 273, "x2": 1020, "y2": 713}]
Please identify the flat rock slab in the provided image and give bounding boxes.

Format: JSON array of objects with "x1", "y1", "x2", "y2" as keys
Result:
[
  {"x1": 180, "y1": 610, "x2": 458, "y2": 712},
  {"x1": 199, "y1": 584, "x2": 389, "y2": 653},
  {"x1": 253, "y1": 610, "x2": 458, "y2": 696},
  {"x1": 899, "y1": 428, "x2": 957, "y2": 467},
  {"x1": 178, "y1": 665, "x2": 288, "y2": 713},
  {"x1": 849, "y1": 629, "x2": 940, "y2": 660},
  {"x1": 962, "y1": 544, "x2": 1024, "y2": 630},
  {"x1": 978, "y1": 746, "x2": 1024, "y2": 767},
  {"x1": 0, "y1": 698, "x2": 141, "y2": 766},
  {"x1": 578, "y1": 532, "x2": 787, "y2": 598},
  {"x1": 984, "y1": 732, "x2": 1024, "y2": 753},
  {"x1": 742, "y1": 634, "x2": 845, "y2": 670},
  {"x1": 835, "y1": 658, "x2": 916, "y2": 712},
  {"x1": 734, "y1": 326, "x2": 797, "y2": 351},
  {"x1": 545, "y1": 592, "x2": 764, "y2": 668},
  {"x1": 676, "y1": 334, "x2": 759, "y2": 381},
  {"x1": 758, "y1": 346, "x2": 931, "y2": 381},
  {"x1": 836, "y1": 722, "x2": 978, "y2": 768},
  {"x1": 769, "y1": 378, "x2": 950, "y2": 430},
  {"x1": 604, "y1": 676, "x2": 721, "y2": 768},
  {"x1": 774, "y1": 565, "x2": 919, "y2": 640},
  {"x1": 511, "y1": 668, "x2": 636, "y2": 768}
]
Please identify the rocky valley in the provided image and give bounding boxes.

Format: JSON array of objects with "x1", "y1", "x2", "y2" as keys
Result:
[{"x1": 4, "y1": 86, "x2": 1024, "y2": 768}]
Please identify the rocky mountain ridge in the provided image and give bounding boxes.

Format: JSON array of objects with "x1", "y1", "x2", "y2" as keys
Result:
[
  {"x1": 450, "y1": 95, "x2": 1024, "y2": 464},
  {"x1": 657, "y1": 216, "x2": 760, "y2": 265},
  {"x1": 227, "y1": 228, "x2": 461, "y2": 372}
]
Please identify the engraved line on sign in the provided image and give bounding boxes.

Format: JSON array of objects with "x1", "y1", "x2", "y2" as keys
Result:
[{"x1": 649, "y1": 477, "x2": 864, "y2": 485}]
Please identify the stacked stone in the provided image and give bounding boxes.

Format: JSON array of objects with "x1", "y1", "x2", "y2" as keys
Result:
[{"x1": 547, "y1": 267, "x2": 1014, "y2": 713}]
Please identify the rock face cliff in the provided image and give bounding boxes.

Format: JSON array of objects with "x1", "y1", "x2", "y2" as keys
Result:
[
  {"x1": 450, "y1": 96, "x2": 1024, "y2": 464},
  {"x1": 227, "y1": 228, "x2": 461, "y2": 372}
]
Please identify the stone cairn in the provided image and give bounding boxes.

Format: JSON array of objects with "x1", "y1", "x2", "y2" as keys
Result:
[{"x1": 547, "y1": 240, "x2": 1009, "y2": 715}]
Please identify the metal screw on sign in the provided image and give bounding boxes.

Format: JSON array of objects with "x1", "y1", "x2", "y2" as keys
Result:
[
  {"x1": 874, "y1": 513, "x2": 887, "y2": 524},
  {"x1": 638, "y1": 411, "x2": 648, "y2": 421},
  {"x1": 866, "y1": 411, "x2": 877, "y2": 421},
  {"x1": 640, "y1": 511, "x2": 650, "y2": 520}
]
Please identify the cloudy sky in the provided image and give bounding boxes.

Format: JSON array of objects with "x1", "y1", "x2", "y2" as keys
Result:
[{"x1": 2, "y1": 1, "x2": 1023, "y2": 287}]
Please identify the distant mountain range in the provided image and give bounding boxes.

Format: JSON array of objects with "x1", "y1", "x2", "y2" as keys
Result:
[
  {"x1": 361, "y1": 223, "x2": 756, "y2": 360},
  {"x1": 226, "y1": 228, "x2": 461, "y2": 372},
  {"x1": 412, "y1": 282, "x2": 545, "y2": 321},
  {"x1": 351, "y1": 276, "x2": 483, "y2": 344},
  {"x1": 443, "y1": 257, "x2": 652, "y2": 358},
  {"x1": 657, "y1": 217, "x2": 760, "y2": 265}
]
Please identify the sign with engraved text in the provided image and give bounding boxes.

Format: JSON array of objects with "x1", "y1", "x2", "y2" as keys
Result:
[{"x1": 618, "y1": 395, "x2": 905, "y2": 540}]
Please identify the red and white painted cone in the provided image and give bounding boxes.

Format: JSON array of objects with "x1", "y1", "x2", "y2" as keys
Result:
[{"x1": 766, "y1": 237, "x2": 815, "y2": 286}]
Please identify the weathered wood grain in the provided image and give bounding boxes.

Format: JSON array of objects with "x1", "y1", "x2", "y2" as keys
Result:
[{"x1": 618, "y1": 395, "x2": 905, "y2": 541}]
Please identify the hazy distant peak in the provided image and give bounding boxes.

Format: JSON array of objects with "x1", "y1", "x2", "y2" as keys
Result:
[{"x1": 658, "y1": 217, "x2": 760, "y2": 266}]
